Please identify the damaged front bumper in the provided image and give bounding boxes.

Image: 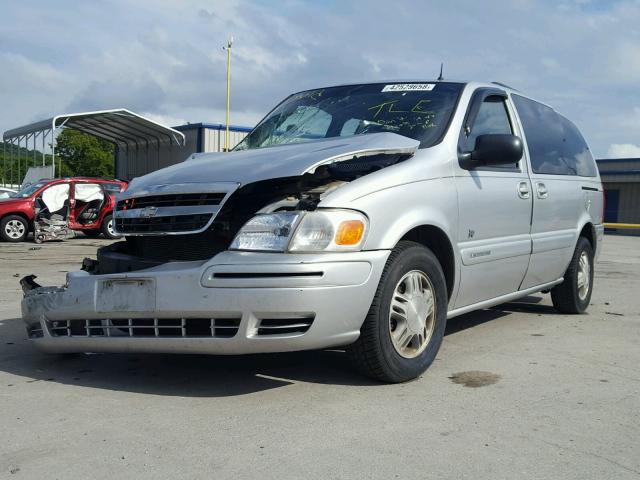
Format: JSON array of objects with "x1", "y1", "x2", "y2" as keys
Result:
[{"x1": 21, "y1": 250, "x2": 389, "y2": 355}]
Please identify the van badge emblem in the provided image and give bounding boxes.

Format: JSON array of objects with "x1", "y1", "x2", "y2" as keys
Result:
[{"x1": 139, "y1": 206, "x2": 158, "y2": 218}]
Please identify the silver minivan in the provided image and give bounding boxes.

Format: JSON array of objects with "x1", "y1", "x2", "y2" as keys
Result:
[{"x1": 22, "y1": 81, "x2": 604, "y2": 382}]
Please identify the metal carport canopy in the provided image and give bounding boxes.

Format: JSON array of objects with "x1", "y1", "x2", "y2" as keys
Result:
[
  {"x1": 2, "y1": 109, "x2": 185, "y2": 183},
  {"x1": 3, "y1": 108, "x2": 185, "y2": 147}
]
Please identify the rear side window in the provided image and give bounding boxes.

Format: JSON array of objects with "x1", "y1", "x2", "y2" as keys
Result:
[
  {"x1": 559, "y1": 116, "x2": 598, "y2": 177},
  {"x1": 103, "y1": 182, "x2": 123, "y2": 193},
  {"x1": 512, "y1": 94, "x2": 596, "y2": 177}
]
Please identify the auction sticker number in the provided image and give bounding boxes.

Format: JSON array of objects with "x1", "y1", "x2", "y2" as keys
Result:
[{"x1": 382, "y1": 83, "x2": 435, "y2": 92}]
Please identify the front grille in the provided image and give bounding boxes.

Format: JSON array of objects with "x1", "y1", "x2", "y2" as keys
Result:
[
  {"x1": 48, "y1": 318, "x2": 241, "y2": 338},
  {"x1": 115, "y1": 214, "x2": 212, "y2": 234},
  {"x1": 117, "y1": 193, "x2": 225, "y2": 210},
  {"x1": 125, "y1": 227, "x2": 229, "y2": 261},
  {"x1": 256, "y1": 316, "x2": 315, "y2": 336}
]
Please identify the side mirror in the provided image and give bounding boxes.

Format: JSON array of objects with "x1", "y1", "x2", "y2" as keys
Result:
[{"x1": 460, "y1": 134, "x2": 523, "y2": 168}]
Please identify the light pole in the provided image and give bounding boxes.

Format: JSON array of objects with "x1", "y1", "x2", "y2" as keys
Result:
[{"x1": 223, "y1": 36, "x2": 233, "y2": 152}]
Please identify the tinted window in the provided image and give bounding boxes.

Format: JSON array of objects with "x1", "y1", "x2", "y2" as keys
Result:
[
  {"x1": 466, "y1": 96, "x2": 512, "y2": 148},
  {"x1": 513, "y1": 94, "x2": 596, "y2": 176},
  {"x1": 103, "y1": 182, "x2": 123, "y2": 193},
  {"x1": 560, "y1": 116, "x2": 598, "y2": 177},
  {"x1": 459, "y1": 94, "x2": 517, "y2": 170}
]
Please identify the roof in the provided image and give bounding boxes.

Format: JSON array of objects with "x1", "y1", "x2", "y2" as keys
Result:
[
  {"x1": 22, "y1": 177, "x2": 127, "y2": 185},
  {"x1": 596, "y1": 158, "x2": 640, "y2": 163},
  {"x1": 174, "y1": 122, "x2": 253, "y2": 133},
  {"x1": 596, "y1": 158, "x2": 640, "y2": 182},
  {"x1": 2, "y1": 109, "x2": 185, "y2": 147}
]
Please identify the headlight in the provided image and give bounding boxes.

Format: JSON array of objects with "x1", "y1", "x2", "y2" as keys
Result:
[
  {"x1": 229, "y1": 212, "x2": 301, "y2": 251},
  {"x1": 230, "y1": 209, "x2": 368, "y2": 252}
]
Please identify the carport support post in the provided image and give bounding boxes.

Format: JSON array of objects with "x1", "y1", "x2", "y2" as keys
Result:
[
  {"x1": 2, "y1": 141, "x2": 5, "y2": 187},
  {"x1": 17, "y1": 136, "x2": 21, "y2": 187},
  {"x1": 9, "y1": 139, "x2": 13, "y2": 187},
  {"x1": 24, "y1": 133, "x2": 33, "y2": 181},
  {"x1": 51, "y1": 132, "x2": 56, "y2": 178}
]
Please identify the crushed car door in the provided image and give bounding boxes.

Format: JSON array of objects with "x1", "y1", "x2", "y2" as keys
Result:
[{"x1": 68, "y1": 182, "x2": 105, "y2": 229}]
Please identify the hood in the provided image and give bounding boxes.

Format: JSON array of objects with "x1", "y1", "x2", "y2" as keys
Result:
[{"x1": 126, "y1": 133, "x2": 419, "y2": 194}]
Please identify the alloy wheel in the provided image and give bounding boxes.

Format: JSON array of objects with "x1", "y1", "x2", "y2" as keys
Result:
[
  {"x1": 5, "y1": 219, "x2": 25, "y2": 239},
  {"x1": 388, "y1": 270, "x2": 436, "y2": 359},
  {"x1": 577, "y1": 251, "x2": 591, "y2": 301}
]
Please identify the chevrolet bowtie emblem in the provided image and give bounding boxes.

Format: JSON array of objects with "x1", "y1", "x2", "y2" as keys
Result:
[{"x1": 139, "y1": 206, "x2": 158, "y2": 218}]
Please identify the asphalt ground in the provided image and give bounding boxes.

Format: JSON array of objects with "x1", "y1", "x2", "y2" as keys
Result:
[{"x1": 0, "y1": 235, "x2": 638, "y2": 479}]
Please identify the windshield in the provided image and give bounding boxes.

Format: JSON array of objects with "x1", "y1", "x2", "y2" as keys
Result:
[
  {"x1": 234, "y1": 82, "x2": 463, "y2": 151},
  {"x1": 9, "y1": 181, "x2": 48, "y2": 198}
]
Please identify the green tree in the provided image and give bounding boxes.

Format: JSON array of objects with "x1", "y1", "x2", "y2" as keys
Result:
[{"x1": 55, "y1": 129, "x2": 115, "y2": 177}]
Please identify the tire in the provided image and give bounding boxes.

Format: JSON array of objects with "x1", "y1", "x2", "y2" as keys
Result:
[
  {"x1": 101, "y1": 214, "x2": 120, "y2": 239},
  {"x1": 551, "y1": 236, "x2": 594, "y2": 314},
  {"x1": 348, "y1": 241, "x2": 448, "y2": 383},
  {"x1": 83, "y1": 230, "x2": 101, "y2": 238},
  {"x1": 1, "y1": 215, "x2": 29, "y2": 242}
]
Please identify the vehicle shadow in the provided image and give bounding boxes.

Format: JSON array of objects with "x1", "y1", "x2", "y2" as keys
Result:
[
  {"x1": 0, "y1": 295, "x2": 551, "y2": 397},
  {"x1": 445, "y1": 295, "x2": 558, "y2": 334}
]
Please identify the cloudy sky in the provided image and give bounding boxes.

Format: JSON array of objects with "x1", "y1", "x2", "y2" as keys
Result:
[{"x1": 1, "y1": 0, "x2": 639, "y2": 158}]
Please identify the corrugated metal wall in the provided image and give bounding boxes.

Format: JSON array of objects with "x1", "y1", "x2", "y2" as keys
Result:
[
  {"x1": 603, "y1": 181, "x2": 640, "y2": 222},
  {"x1": 115, "y1": 124, "x2": 251, "y2": 180},
  {"x1": 115, "y1": 140, "x2": 188, "y2": 180},
  {"x1": 597, "y1": 158, "x2": 640, "y2": 236},
  {"x1": 203, "y1": 127, "x2": 248, "y2": 152}
]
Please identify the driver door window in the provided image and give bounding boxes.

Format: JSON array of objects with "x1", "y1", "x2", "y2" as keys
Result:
[{"x1": 462, "y1": 95, "x2": 518, "y2": 170}]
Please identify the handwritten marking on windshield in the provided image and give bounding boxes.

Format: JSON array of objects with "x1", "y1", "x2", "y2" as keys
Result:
[
  {"x1": 369, "y1": 100, "x2": 401, "y2": 118},
  {"x1": 290, "y1": 90, "x2": 324, "y2": 102},
  {"x1": 411, "y1": 99, "x2": 431, "y2": 113},
  {"x1": 368, "y1": 99, "x2": 435, "y2": 120}
]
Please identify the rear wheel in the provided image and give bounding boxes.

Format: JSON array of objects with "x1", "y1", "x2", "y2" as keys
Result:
[
  {"x1": 551, "y1": 236, "x2": 594, "y2": 313},
  {"x1": 1, "y1": 215, "x2": 29, "y2": 242},
  {"x1": 101, "y1": 214, "x2": 120, "y2": 239},
  {"x1": 348, "y1": 241, "x2": 448, "y2": 383}
]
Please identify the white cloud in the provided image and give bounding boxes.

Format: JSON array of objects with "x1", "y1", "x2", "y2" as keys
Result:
[
  {"x1": 141, "y1": 113, "x2": 187, "y2": 129},
  {"x1": 606, "y1": 143, "x2": 640, "y2": 159}
]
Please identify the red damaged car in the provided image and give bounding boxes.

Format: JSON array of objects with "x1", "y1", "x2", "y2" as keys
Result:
[{"x1": 0, "y1": 177, "x2": 127, "y2": 242}]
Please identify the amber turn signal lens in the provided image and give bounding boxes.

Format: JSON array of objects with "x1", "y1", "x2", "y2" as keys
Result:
[{"x1": 335, "y1": 220, "x2": 365, "y2": 245}]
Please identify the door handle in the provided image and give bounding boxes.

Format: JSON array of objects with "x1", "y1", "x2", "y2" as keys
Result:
[
  {"x1": 517, "y1": 181, "x2": 530, "y2": 199},
  {"x1": 536, "y1": 182, "x2": 548, "y2": 199}
]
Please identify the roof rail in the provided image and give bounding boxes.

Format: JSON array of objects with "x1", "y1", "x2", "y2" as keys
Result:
[{"x1": 491, "y1": 81, "x2": 518, "y2": 91}]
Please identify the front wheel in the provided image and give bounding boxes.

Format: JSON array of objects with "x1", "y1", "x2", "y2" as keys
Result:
[
  {"x1": 1, "y1": 215, "x2": 29, "y2": 242},
  {"x1": 348, "y1": 241, "x2": 448, "y2": 383},
  {"x1": 551, "y1": 237, "x2": 594, "y2": 313},
  {"x1": 101, "y1": 214, "x2": 120, "y2": 239}
]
